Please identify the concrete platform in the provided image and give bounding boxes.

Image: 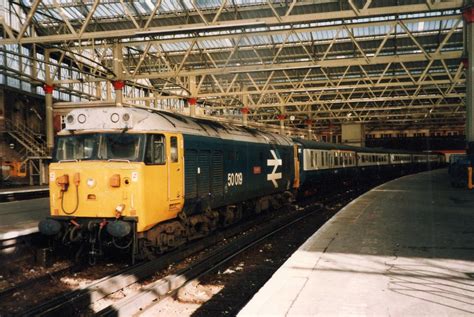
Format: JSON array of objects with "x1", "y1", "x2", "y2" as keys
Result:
[
  {"x1": 239, "y1": 169, "x2": 474, "y2": 316},
  {"x1": 0, "y1": 185, "x2": 49, "y2": 204},
  {"x1": 0, "y1": 185, "x2": 48, "y2": 195},
  {"x1": 0, "y1": 198, "x2": 49, "y2": 240}
]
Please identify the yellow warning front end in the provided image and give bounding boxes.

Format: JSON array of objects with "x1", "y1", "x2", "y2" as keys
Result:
[{"x1": 39, "y1": 131, "x2": 184, "y2": 263}]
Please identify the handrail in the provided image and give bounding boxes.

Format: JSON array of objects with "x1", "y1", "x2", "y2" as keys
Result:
[
  {"x1": 3, "y1": 118, "x2": 48, "y2": 157},
  {"x1": 468, "y1": 167, "x2": 473, "y2": 190}
]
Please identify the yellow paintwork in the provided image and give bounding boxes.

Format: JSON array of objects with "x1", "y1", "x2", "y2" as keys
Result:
[
  {"x1": 293, "y1": 144, "x2": 300, "y2": 189},
  {"x1": 49, "y1": 132, "x2": 185, "y2": 233}
]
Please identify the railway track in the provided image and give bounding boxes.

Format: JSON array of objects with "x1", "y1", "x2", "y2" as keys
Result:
[
  {"x1": 97, "y1": 190, "x2": 359, "y2": 316},
  {"x1": 0, "y1": 263, "x2": 79, "y2": 301},
  {"x1": 19, "y1": 208, "x2": 290, "y2": 316},
  {"x1": 19, "y1": 186, "x2": 364, "y2": 317}
]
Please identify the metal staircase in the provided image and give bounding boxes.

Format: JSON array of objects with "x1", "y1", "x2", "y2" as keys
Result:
[{"x1": 2, "y1": 119, "x2": 50, "y2": 184}]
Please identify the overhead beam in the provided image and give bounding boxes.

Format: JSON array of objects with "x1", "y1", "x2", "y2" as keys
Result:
[
  {"x1": 0, "y1": 1, "x2": 462, "y2": 45},
  {"x1": 131, "y1": 51, "x2": 463, "y2": 80}
]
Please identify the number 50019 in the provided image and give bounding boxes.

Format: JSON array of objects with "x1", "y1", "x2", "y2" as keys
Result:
[{"x1": 227, "y1": 172, "x2": 243, "y2": 186}]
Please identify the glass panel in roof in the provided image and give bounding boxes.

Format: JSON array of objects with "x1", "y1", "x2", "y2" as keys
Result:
[
  {"x1": 140, "y1": 0, "x2": 156, "y2": 12},
  {"x1": 61, "y1": 7, "x2": 81, "y2": 20},
  {"x1": 93, "y1": 3, "x2": 125, "y2": 18},
  {"x1": 133, "y1": 2, "x2": 152, "y2": 14},
  {"x1": 201, "y1": 39, "x2": 234, "y2": 48},
  {"x1": 160, "y1": 0, "x2": 185, "y2": 12},
  {"x1": 94, "y1": 5, "x2": 110, "y2": 18},
  {"x1": 244, "y1": 35, "x2": 271, "y2": 45},
  {"x1": 195, "y1": 0, "x2": 222, "y2": 9},
  {"x1": 39, "y1": 7, "x2": 62, "y2": 21},
  {"x1": 287, "y1": 32, "x2": 309, "y2": 43},
  {"x1": 161, "y1": 42, "x2": 191, "y2": 52}
]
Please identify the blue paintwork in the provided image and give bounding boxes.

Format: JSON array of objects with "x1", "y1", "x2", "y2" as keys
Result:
[{"x1": 182, "y1": 134, "x2": 294, "y2": 214}]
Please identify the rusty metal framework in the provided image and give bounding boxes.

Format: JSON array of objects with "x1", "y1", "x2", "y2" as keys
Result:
[{"x1": 0, "y1": 0, "x2": 467, "y2": 135}]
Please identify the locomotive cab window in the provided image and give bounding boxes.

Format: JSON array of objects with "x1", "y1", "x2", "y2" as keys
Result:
[
  {"x1": 56, "y1": 134, "x2": 96, "y2": 161},
  {"x1": 54, "y1": 133, "x2": 145, "y2": 162},
  {"x1": 170, "y1": 136, "x2": 178, "y2": 163},
  {"x1": 145, "y1": 134, "x2": 166, "y2": 164},
  {"x1": 100, "y1": 134, "x2": 143, "y2": 161}
]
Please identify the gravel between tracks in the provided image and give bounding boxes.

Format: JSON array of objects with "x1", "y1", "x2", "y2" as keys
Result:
[{"x1": 141, "y1": 197, "x2": 355, "y2": 316}]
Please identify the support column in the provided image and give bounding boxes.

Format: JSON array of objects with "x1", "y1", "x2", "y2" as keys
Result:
[
  {"x1": 464, "y1": 5, "x2": 474, "y2": 153},
  {"x1": 112, "y1": 80, "x2": 125, "y2": 107},
  {"x1": 31, "y1": 45, "x2": 37, "y2": 81},
  {"x1": 43, "y1": 84, "x2": 54, "y2": 151},
  {"x1": 241, "y1": 107, "x2": 249, "y2": 126},
  {"x1": 305, "y1": 119, "x2": 313, "y2": 140},
  {"x1": 277, "y1": 114, "x2": 286, "y2": 134},
  {"x1": 44, "y1": 49, "x2": 54, "y2": 152},
  {"x1": 241, "y1": 86, "x2": 249, "y2": 126},
  {"x1": 188, "y1": 75, "x2": 197, "y2": 117},
  {"x1": 106, "y1": 81, "x2": 112, "y2": 100},
  {"x1": 112, "y1": 43, "x2": 124, "y2": 107},
  {"x1": 188, "y1": 97, "x2": 197, "y2": 117},
  {"x1": 341, "y1": 123, "x2": 365, "y2": 147},
  {"x1": 0, "y1": 88, "x2": 4, "y2": 131},
  {"x1": 95, "y1": 81, "x2": 102, "y2": 100},
  {"x1": 146, "y1": 92, "x2": 153, "y2": 108}
]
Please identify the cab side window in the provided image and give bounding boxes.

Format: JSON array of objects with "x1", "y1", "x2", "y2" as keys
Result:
[
  {"x1": 146, "y1": 134, "x2": 166, "y2": 164},
  {"x1": 170, "y1": 136, "x2": 178, "y2": 163}
]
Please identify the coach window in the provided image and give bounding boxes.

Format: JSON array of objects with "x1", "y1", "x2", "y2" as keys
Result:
[
  {"x1": 170, "y1": 136, "x2": 178, "y2": 163},
  {"x1": 146, "y1": 134, "x2": 166, "y2": 164}
]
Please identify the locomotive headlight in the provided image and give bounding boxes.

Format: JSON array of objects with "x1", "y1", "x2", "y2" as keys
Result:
[
  {"x1": 110, "y1": 113, "x2": 120, "y2": 123},
  {"x1": 122, "y1": 113, "x2": 130, "y2": 122},
  {"x1": 87, "y1": 178, "x2": 96, "y2": 188},
  {"x1": 66, "y1": 114, "x2": 74, "y2": 124},
  {"x1": 115, "y1": 204, "x2": 125, "y2": 213},
  {"x1": 78, "y1": 113, "x2": 87, "y2": 124}
]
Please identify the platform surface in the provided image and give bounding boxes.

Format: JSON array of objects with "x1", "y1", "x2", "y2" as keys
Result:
[
  {"x1": 0, "y1": 185, "x2": 48, "y2": 195},
  {"x1": 239, "y1": 169, "x2": 474, "y2": 316},
  {"x1": 0, "y1": 198, "x2": 49, "y2": 239}
]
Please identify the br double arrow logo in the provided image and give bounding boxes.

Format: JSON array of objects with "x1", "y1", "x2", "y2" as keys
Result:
[{"x1": 267, "y1": 149, "x2": 282, "y2": 188}]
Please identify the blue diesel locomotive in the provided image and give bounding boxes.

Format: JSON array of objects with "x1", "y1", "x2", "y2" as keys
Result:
[{"x1": 39, "y1": 107, "x2": 443, "y2": 261}]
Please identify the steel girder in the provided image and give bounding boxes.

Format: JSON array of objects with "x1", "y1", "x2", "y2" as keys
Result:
[{"x1": 0, "y1": 0, "x2": 466, "y2": 133}]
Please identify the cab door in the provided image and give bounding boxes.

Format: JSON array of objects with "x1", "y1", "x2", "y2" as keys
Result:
[
  {"x1": 167, "y1": 134, "x2": 184, "y2": 206},
  {"x1": 293, "y1": 144, "x2": 301, "y2": 189}
]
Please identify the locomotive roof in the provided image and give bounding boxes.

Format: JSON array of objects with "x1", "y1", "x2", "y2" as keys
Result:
[{"x1": 61, "y1": 107, "x2": 294, "y2": 146}]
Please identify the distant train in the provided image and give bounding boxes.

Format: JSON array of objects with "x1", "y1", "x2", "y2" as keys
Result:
[{"x1": 38, "y1": 107, "x2": 444, "y2": 262}]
